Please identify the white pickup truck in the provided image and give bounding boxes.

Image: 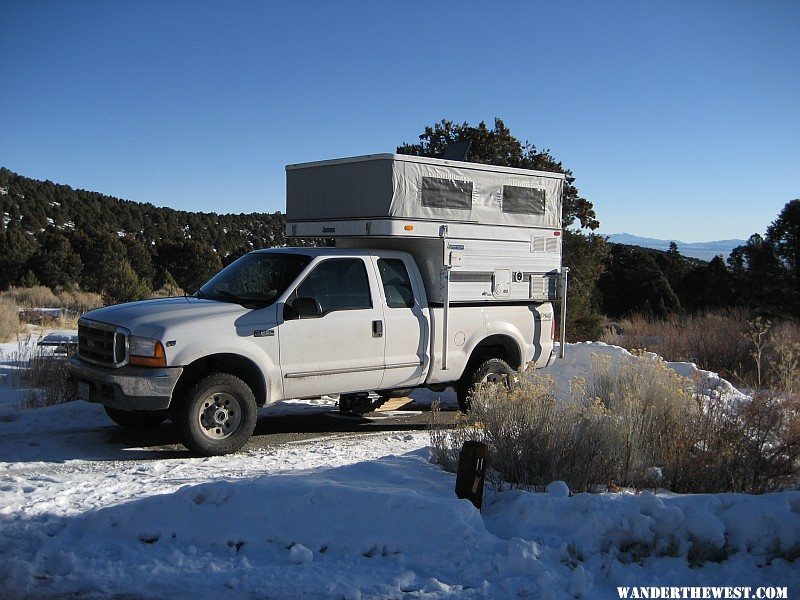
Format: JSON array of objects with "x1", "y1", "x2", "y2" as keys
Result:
[{"x1": 69, "y1": 154, "x2": 566, "y2": 455}]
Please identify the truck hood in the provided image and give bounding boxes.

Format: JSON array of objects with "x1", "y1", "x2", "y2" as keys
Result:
[{"x1": 81, "y1": 297, "x2": 250, "y2": 338}]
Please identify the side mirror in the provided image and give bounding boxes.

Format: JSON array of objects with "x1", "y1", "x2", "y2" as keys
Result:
[{"x1": 292, "y1": 297, "x2": 322, "y2": 319}]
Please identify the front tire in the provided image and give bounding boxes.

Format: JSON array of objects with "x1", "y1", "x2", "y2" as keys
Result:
[
  {"x1": 456, "y1": 357, "x2": 517, "y2": 413},
  {"x1": 175, "y1": 373, "x2": 257, "y2": 456},
  {"x1": 104, "y1": 406, "x2": 167, "y2": 430}
]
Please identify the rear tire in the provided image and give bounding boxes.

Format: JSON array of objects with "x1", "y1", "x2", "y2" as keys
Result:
[
  {"x1": 175, "y1": 373, "x2": 257, "y2": 456},
  {"x1": 104, "y1": 406, "x2": 166, "y2": 430},
  {"x1": 456, "y1": 357, "x2": 517, "y2": 413}
]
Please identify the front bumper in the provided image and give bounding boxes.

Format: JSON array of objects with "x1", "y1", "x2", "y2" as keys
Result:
[{"x1": 68, "y1": 355, "x2": 183, "y2": 411}]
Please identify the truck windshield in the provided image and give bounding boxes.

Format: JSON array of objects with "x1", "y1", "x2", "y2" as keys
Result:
[{"x1": 195, "y1": 252, "x2": 311, "y2": 307}]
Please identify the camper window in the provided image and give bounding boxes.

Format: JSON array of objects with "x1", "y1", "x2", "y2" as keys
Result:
[
  {"x1": 502, "y1": 186, "x2": 546, "y2": 215},
  {"x1": 421, "y1": 177, "x2": 473, "y2": 210}
]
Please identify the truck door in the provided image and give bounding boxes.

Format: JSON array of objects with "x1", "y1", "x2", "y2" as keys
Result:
[
  {"x1": 279, "y1": 257, "x2": 385, "y2": 398},
  {"x1": 373, "y1": 256, "x2": 427, "y2": 389}
]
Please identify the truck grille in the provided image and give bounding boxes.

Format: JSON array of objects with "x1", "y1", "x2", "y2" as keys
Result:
[{"x1": 78, "y1": 320, "x2": 127, "y2": 367}]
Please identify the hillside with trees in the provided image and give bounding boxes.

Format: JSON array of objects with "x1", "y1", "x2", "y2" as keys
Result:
[
  {"x1": 0, "y1": 167, "x2": 286, "y2": 301},
  {"x1": 598, "y1": 201, "x2": 800, "y2": 320}
]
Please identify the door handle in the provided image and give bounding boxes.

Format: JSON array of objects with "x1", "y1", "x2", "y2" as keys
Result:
[{"x1": 372, "y1": 320, "x2": 383, "y2": 338}]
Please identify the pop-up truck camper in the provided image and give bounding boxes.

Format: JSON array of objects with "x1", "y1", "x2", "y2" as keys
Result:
[{"x1": 70, "y1": 153, "x2": 568, "y2": 455}]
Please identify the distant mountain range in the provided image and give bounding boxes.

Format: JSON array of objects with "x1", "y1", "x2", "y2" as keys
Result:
[{"x1": 606, "y1": 233, "x2": 745, "y2": 262}]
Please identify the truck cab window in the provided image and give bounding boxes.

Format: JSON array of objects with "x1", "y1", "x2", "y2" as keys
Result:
[
  {"x1": 377, "y1": 258, "x2": 415, "y2": 308},
  {"x1": 296, "y1": 258, "x2": 372, "y2": 314},
  {"x1": 197, "y1": 252, "x2": 310, "y2": 306}
]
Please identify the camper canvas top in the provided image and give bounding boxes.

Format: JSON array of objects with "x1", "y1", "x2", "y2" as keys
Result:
[{"x1": 285, "y1": 153, "x2": 564, "y2": 233}]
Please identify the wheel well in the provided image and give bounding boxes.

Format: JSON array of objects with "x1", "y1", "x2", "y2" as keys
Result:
[
  {"x1": 173, "y1": 354, "x2": 267, "y2": 407},
  {"x1": 467, "y1": 335, "x2": 523, "y2": 371}
]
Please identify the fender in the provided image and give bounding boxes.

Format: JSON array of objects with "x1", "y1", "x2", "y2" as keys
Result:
[{"x1": 170, "y1": 337, "x2": 282, "y2": 406}]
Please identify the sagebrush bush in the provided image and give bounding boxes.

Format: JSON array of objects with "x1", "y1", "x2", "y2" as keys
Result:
[
  {"x1": 0, "y1": 298, "x2": 20, "y2": 341},
  {"x1": 431, "y1": 352, "x2": 800, "y2": 494}
]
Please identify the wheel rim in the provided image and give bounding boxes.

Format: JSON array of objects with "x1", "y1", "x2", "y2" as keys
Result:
[
  {"x1": 481, "y1": 371, "x2": 507, "y2": 385},
  {"x1": 197, "y1": 391, "x2": 242, "y2": 440}
]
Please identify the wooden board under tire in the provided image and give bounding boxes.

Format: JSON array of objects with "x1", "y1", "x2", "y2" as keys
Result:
[{"x1": 375, "y1": 397, "x2": 414, "y2": 411}]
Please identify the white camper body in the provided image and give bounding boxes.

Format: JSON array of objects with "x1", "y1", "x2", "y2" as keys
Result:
[{"x1": 285, "y1": 153, "x2": 565, "y2": 304}]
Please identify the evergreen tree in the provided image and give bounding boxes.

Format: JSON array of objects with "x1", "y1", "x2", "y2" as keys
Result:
[
  {"x1": 120, "y1": 236, "x2": 156, "y2": 287},
  {"x1": 562, "y1": 231, "x2": 609, "y2": 340},
  {"x1": 0, "y1": 226, "x2": 37, "y2": 288},
  {"x1": 765, "y1": 199, "x2": 800, "y2": 312},
  {"x1": 156, "y1": 240, "x2": 222, "y2": 293},
  {"x1": 729, "y1": 233, "x2": 786, "y2": 313},
  {"x1": 678, "y1": 256, "x2": 735, "y2": 311},
  {"x1": 28, "y1": 228, "x2": 82, "y2": 289},
  {"x1": 103, "y1": 259, "x2": 151, "y2": 304},
  {"x1": 599, "y1": 245, "x2": 680, "y2": 317},
  {"x1": 656, "y1": 241, "x2": 691, "y2": 293}
]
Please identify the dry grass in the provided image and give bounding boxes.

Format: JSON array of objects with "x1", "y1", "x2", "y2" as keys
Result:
[
  {"x1": 0, "y1": 298, "x2": 21, "y2": 342},
  {"x1": 0, "y1": 285, "x2": 60, "y2": 308},
  {"x1": 56, "y1": 289, "x2": 104, "y2": 313},
  {"x1": 0, "y1": 286, "x2": 103, "y2": 327},
  {"x1": 601, "y1": 310, "x2": 800, "y2": 389},
  {"x1": 151, "y1": 281, "x2": 186, "y2": 298}
]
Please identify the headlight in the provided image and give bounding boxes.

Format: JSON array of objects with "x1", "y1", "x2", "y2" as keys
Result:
[{"x1": 128, "y1": 336, "x2": 167, "y2": 367}]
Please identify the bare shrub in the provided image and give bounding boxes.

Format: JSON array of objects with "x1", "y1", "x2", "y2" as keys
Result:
[
  {"x1": 23, "y1": 349, "x2": 76, "y2": 408},
  {"x1": 769, "y1": 321, "x2": 800, "y2": 396},
  {"x1": 0, "y1": 298, "x2": 21, "y2": 342},
  {"x1": 673, "y1": 390, "x2": 800, "y2": 494},
  {"x1": 429, "y1": 400, "x2": 480, "y2": 474},
  {"x1": 7, "y1": 338, "x2": 77, "y2": 408}
]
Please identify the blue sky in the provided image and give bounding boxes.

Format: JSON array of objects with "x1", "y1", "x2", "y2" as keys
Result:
[{"x1": 1, "y1": 1, "x2": 798, "y2": 243}]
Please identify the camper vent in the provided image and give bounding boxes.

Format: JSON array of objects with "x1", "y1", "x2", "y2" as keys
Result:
[
  {"x1": 531, "y1": 237, "x2": 560, "y2": 254},
  {"x1": 530, "y1": 274, "x2": 558, "y2": 300}
]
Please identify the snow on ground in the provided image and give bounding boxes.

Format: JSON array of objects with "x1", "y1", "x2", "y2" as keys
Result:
[{"x1": 0, "y1": 338, "x2": 797, "y2": 599}]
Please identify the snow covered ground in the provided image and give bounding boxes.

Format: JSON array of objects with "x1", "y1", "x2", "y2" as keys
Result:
[{"x1": 0, "y1": 337, "x2": 798, "y2": 599}]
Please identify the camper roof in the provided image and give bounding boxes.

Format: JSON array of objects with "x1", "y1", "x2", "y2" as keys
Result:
[{"x1": 286, "y1": 153, "x2": 564, "y2": 229}]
